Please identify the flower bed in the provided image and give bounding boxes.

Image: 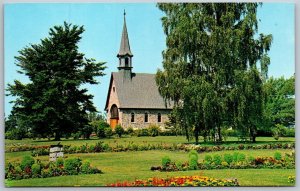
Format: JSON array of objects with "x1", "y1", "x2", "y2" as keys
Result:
[
  {"x1": 5, "y1": 155, "x2": 102, "y2": 180},
  {"x1": 5, "y1": 141, "x2": 295, "y2": 156},
  {"x1": 107, "y1": 176, "x2": 239, "y2": 187},
  {"x1": 151, "y1": 151, "x2": 295, "y2": 172}
]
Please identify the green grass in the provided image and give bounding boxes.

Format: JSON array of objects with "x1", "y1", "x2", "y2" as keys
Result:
[
  {"x1": 5, "y1": 136, "x2": 295, "y2": 149},
  {"x1": 5, "y1": 149, "x2": 295, "y2": 187}
]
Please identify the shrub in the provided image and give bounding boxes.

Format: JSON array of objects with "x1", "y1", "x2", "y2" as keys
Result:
[
  {"x1": 56, "y1": 158, "x2": 64, "y2": 167},
  {"x1": 247, "y1": 156, "x2": 255, "y2": 164},
  {"x1": 96, "y1": 121, "x2": 110, "y2": 138},
  {"x1": 64, "y1": 158, "x2": 82, "y2": 174},
  {"x1": 176, "y1": 161, "x2": 183, "y2": 170},
  {"x1": 274, "y1": 152, "x2": 282, "y2": 160},
  {"x1": 81, "y1": 124, "x2": 93, "y2": 139},
  {"x1": 126, "y1": 127, "x2": 134, "y2": 135},
  {"x1": 148, "y1": 124, "x2": 160, "y2": 137},
  {"x1": 189, "y1": 155, "x2": 198, "y2": 170},
  {"x1": 31, "y1": 164, "x2": 41, "y2": 175},
  {"x1": 188, "y1": 150, "x2": 199, "y2": 161},
  {"x1": 233, "y1": 152, "x2": 239, "y2": 162},
  {"x1": 105, "y1": 127, "x2": 113, "y2": 138},
  {"x1": 284, "y1": 128, "x2": 295, "y2": 137},
  {"x1": 237, "y1": 153, "x2": 246, "y2": 162},
  {"x1": 162, "y1": 156, "x2": 171, "y2": 168},
  {"x1": 204, "y1": 155, "x2": 212, "y2": 163},
  {"x1": 81, "y1": 160, "x2": 91, "y2": 174},
  {"x1": 72, "y1": 132, "x2": 81, "y2": 140},
  {"x1": 20, "y1": 155, "x2": 35, "y2": 171},
  {"x1": 115, "y1": 125, "x2": 125, "y2": 138},
  {"x1": 213, "y1": 154, "x2": 222, "y2": 165},
  {"x1": 136, "y1": 128, "x2": 149, "y2": 137},
  {"x1": 224, "y1": 154, "x2": 233, "y2": 164}
]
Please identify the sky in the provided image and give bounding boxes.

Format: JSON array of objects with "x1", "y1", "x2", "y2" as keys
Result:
[{"x1": 4, "y1": 3, "x2": 295, "y2": 117}]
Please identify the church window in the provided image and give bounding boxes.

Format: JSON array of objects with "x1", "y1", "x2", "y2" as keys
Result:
[
  {"x1": 125, "y1": 57, "x2": 129, "y2": 67},
  {"x1": 158, "y1": 113, "x2": 161, "y2": 123},
  {"x1": 131, "y1": 113, "x2": 135, "y2": 122},
  {"x1": 113, "y1": 87, "x2": 115, "y2": 92},
  {"x1": 144, "y1": 112, "x2": 148, "y2": 123}
]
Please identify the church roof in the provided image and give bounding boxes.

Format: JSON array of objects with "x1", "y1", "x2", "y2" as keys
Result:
[
  {"x1": 105, "y1": 72, "x2": 173, "y2": 110},
  {"x1": 117, "y1": 12, "x2": 133, "y2": 57}
]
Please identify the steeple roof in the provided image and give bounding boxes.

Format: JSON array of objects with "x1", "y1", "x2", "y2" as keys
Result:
[{"x1": 117, "y1": 10, "x2": 133, "y2": 57}]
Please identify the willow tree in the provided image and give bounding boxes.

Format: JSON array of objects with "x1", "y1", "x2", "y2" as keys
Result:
[
  {"x1": 7, "y1": 22, "x2": 106, "y2": 140},
  {"x1": 156, "y1": 3, "x2": 272, "y2": 144}
]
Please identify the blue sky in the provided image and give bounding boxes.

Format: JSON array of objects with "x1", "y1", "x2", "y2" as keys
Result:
[{"x1": 4, "y1": 3, "x2": 295, "y2": 117}]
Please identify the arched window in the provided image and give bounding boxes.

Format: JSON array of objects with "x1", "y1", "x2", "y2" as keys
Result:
[
  {"x1": 110, "y1": 104, "x2": 119, "y2": 119},
  {"x1": 131, "y1": 113, "x2": 135, "y2": 123},
  {"x1": 158, "y1": 113, "x2": 161, "y2": 123},
  {"x1": 144, "y1": 112, "x2": 148, "y2": 123},
  {"x1": 125, "y1": 57, "x2": 129, "y2": 67}
]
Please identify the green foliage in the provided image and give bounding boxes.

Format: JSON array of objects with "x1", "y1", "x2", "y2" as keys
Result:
[
  {"x1": 224, "y1": 154, "x2": 233, "y2": 164},
  {"x1": 274, "y1": 152, "x2": 282, "y2": 160},
  {"x1": 135, "y1": 128, "x2": 149, "y2": 137},
  {"x1": 233, "y1": 152, "x2": 239, "y2": 162},
  {"x1": 161, "y1": 156, "x2": 171, "y2": 168},
  {"x1": 20, "y1": 155, "x2": 35, "y2": 170},
  {"x1": 148, "y1": 125, "x2": 160, "y2": 137},
  {"x1": 237, "y1": 153, "x2": 246, "y2": 162},
  {"x1": 126, "y1": 127, "x2": 134, "y2": 135},
  {"x1": 97, "y1": 121, "x2": 110, "y2": 138},
  {"x1": 81, "y1": 160, "x2": 91, "y2": 174},
  {"x1": 204, "y1": 155, "x2": 212, "y2": 163},
  {"x1": 81, "y1": 125, "x2": 93, "y2": 139},
  {"x1": 104, "y1": 127, "x2": 113, "y2": 138},
  {"x1": 189, "y1": 155, "x2": 198, "y2": 170},
  {"x1": 56, "y1": 158, "x2": 64, "y2": 167},
  {"x1": 115, "y1": 125, "x2": 125, "y2": 138},
  {"x1": 213, "y1": 154, "x2": 222, "y2": 165},
  {"x1": 31, "y1": 164, "x2": 41, "y2": 175},
  {"x1": 263, "y1": 76, "x2": 295, "y2": 130},
  {"x1": 188, "y1": 150, "x2": 198, "y2": 161},
  {"x1": 156, "y1": 3, "x2": 272, "y2": 144},
  {"x1": 64, "y1": 158, "x2": 82, "y2": 174},
  {"x1": 7, "y1": 22, "x2": 106, "y2": 140},
  {"x1": 175, "y1": 161, "x2": 183, "y2": 170}
]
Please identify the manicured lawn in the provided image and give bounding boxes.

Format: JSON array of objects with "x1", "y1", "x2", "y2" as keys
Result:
[
  {"x1": 5, "y1": 136, "x2": 295, "y2": 149},
  {"x1": 5, "y1": 150, "x2": 295, "y2": 187}
]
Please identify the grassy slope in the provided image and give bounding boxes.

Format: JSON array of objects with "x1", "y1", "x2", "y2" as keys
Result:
[{"x1": 5, "y1": 150, "x2": 295, "y2": 187}]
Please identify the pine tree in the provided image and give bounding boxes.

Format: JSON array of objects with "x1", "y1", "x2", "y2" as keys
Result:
[{"x1": 7, "y1": 22, "x2": 106, "y2": 140}]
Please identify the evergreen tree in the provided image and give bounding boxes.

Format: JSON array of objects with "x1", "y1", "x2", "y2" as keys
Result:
[
  {"x1": 156, "y1": 3, "x2": 272, "y2": 143},
  {"x1": 7, "y1": 22, "x2": 106, "y2": 140}
]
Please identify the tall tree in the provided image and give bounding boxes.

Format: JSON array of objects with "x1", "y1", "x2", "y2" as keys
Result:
[
  {"x1": 156, "y1": 3, "x2": 272, "y2": 144},
  {"x1": 7, "y1": 22, "x2": 106, "y2": 140},
  {"x1": 262, "y1": 76, "x2": 295, "y2": 129}
]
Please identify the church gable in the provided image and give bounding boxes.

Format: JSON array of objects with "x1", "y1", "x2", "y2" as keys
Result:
[{"x1": 105, "y1": 74, "x2": 120, "y2": 112}]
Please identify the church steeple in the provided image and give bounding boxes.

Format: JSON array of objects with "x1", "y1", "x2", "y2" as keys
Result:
[{"x1": 117, "y1": 10, "x2": 133, "y2": 74}]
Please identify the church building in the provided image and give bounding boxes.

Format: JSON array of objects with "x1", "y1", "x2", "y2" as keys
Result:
[{"x1": 105, "y1": 12, "x2": 173, "y2": 129}]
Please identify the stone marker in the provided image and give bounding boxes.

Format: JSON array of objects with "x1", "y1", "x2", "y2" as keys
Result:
[{"x1": 49, "y1": 144, "x2": 63, "y2": 161}]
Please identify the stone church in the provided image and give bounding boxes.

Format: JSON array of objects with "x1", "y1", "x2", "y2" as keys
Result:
[{"x1": 105, "y1": 12, "x2": 173, "y2": 129}]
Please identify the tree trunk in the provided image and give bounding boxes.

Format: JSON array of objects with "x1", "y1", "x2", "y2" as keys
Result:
[
  {"x1": 195, "y1": 128, "x2": 199, "y2": 145},
  {"x1": 250, "y1": 127, "x2": 256, "y2": 143},
  {"x1": 54, "y1": 132, "x2": 61, "y2": 141},
  {"x1": 217, "y1": 126, "x2": 222, "y2": 143}
]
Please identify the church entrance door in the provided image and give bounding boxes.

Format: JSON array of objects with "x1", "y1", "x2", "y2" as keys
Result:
[{"x1": 110, "y1": 104, "x2": 119, "y2": 129}]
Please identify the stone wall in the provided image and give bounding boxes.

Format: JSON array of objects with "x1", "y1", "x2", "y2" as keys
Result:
[
  {"x1": 120, "y1": 109, "x2": 171, "y2": 129},
  {"x1": 106, "y1": 80, "x2": 122, "y2": 125}
]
